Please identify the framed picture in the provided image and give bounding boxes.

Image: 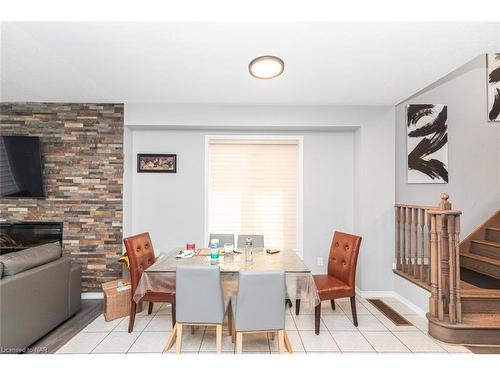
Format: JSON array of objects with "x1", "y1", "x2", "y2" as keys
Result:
[
  {"x1": 137, "y1": 154, "x2": 177, "y2": 173},
  {"x1": 407, "y1": 104, "x2": 448, "y2": 184},
  {"x1": 487, "y1": 53, "x2": 500, "y2": 122}
]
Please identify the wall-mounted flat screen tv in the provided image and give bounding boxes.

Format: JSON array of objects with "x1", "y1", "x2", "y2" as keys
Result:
[{"x1": 0, "y1": 136, "x2": 44, "y2": 198}]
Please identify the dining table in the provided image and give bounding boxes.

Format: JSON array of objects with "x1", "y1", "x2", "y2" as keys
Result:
[{"x1": 133, "y1": 247, "x2": 320, "y2": 311}]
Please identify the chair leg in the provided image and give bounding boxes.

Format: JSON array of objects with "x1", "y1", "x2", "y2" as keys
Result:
[
  {"x1": 295, "y1": 299, "x2": 301, "y2": 315},
  {"x1": 171, "y1": 303, "x2": 176, "y2": 327},
  {"x1": 227, "y1": 302, "x2": 233, "y2": 336},
  {"x1": 314, "y1": 304, "x2": 321, "y2": 335},
  {"x1": 235, "y1": 332, "x2": 243, "y2": 354},
  {"x1": 148, "y1": 302, "x2": 154, "y2": 315},
  {"x1": 330, "y1": 299, "x2": 335, "y2": 310},
  {"x1": 128, "y1": 301, "x2": 137, "y2": 333},
  {"x1": 350, "y1": 296, "x2": 358, "y2": 327},
  {"x1": 163, "y1": 323, "x2": 178, "y2": 352},
  {"x1": 216, "y1": 324, "x2": 223, "y2": 353},
  {"x1": 277, "y1": 330, "x2": 285, "y2": 353},
  {"x1": 231, "y1": 317, "x2": 236, "y2": 343},
  {"x1": 175, "y1": 323, "x2": 183, "y2": 354},
  {"x1": 284, "y1": 330, "x2": 293, "y2": 353}
]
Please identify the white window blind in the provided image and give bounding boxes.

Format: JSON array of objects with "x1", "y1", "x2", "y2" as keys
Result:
[{"x1": 208, "y1": 139, "x2": 298, "y2": 251}]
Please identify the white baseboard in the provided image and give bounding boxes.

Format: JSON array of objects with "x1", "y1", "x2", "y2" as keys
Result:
[
  {"x1": 82, "y1": 292, "x2": 103, "y2": 299},
  {"x1": 393, "y1": 291, "x2": 427, "y2": 318},
  {"x1": 355, "y1": 287, "x2": 427, "y2": 318}
]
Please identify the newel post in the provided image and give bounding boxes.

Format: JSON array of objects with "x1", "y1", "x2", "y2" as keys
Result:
[
  {"x1": 438, "y1": 193, "x2": 452, "y2": 210},
  {"x1": 438, "y1": 194, "x2": 451, "y2": 320},
  {"x1": 428, "y1": 193, "x2": 462, "y2": 323}
]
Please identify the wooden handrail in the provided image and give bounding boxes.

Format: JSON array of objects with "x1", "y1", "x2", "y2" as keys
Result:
[
  {"x1": 395, "y1": 193, "x2": 462, "y2": 324},
  {"x1": 395, "y1": 203, "x2": 438, "y2": 210}
]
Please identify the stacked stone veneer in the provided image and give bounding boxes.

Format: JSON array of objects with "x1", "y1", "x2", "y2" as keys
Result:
[{"x1": 0, "y1": 102, "x2": 124, "y2": 292}]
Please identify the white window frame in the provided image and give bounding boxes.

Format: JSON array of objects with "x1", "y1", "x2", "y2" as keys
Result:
[{"x1": 204, "y1": 135, "x2": 304, "y2": 259}]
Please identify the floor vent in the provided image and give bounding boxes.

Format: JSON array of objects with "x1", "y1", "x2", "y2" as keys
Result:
[{"x1": 367, "y1": 299, "x2": 412, "y2": 326}]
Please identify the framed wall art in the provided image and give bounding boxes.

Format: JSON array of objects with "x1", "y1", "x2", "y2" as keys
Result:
[{"x1": 137, "y1": 154, "x2": 177, "y2": 173}]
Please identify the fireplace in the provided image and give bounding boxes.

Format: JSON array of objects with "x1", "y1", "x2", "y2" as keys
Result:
[{"x1": 0, "y1": 221, "x2": 63, "y2": 255}]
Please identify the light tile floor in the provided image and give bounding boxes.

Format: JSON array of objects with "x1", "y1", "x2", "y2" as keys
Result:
[{"x1": 56, "y1": 297, "x2": 471, "y2": 354}]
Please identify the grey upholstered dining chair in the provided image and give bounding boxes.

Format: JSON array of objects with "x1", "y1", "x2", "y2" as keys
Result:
[
  {"x1": 209, "y1": 233, "x2": 235, "y2": 247},
  {"x1": 237, "y1": 234, "x2": 264, "y2": 248},
  {"x1": 163, "y1": 265, "x2": 230, "y2": 354},
  {"x1": 231, "y1": 270, "x2": 291, "y2": 353}
]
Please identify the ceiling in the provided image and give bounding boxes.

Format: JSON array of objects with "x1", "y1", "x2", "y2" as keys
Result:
[{"x1": 1, "y1": 22, "x2": 499, "y2": 105}]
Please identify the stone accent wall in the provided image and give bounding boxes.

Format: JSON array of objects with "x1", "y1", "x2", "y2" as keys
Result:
[{"x1": 0, "y1": 102, "x2": 124, "y2": 292}]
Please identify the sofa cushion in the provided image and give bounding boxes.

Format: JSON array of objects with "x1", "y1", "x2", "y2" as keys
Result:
[{"x1": 0, "y1": 242, "x2": 62, "y2": 277}]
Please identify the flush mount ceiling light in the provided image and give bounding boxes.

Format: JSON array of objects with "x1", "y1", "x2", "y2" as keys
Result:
[{"x1": 248, "y1": 55, "x2": 284, "y2": 79}]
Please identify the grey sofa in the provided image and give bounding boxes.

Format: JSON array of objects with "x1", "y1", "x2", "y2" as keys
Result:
[{"x1": 0, "y1": 242, "x2": 81, "y2": 353}]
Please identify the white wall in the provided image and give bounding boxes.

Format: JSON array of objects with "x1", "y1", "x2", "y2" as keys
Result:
[
  {"x1": 353, "y1": 108, "x2": 397, "y2": 292},
  {"x1": 124, "y1": 104, "x2": 395, "y2": 290},
  {"x1": 130, "y1": 129, "x2": 354, "y2": 275},
  {"x1": 396, "y1": 55, "x2": 500, "y2": 235}
]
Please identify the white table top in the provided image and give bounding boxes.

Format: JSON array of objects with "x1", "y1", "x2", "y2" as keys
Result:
[{"x1": 146, "y1": 247, "x2": 310, "y2": 274}]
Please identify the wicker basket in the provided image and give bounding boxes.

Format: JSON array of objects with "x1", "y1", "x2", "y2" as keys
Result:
[{"x1": 102, "y1": 278, "x2": 143, "y2": 321}]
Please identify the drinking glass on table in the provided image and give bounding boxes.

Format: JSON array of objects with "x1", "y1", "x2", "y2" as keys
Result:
[
  {"x1": 223, "y1": 243, "x2": 234, "y2": 254},
  {"x1": 245, "y1": 237, "x2": 253, "y2": 263}
]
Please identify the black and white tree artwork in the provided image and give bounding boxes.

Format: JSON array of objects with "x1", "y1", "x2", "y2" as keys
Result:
[
  {"x1": 407, "y1": 104, "x2": 448, "y2": 184},
  {"x1": 487, "y1": 53, "x2": 500, "y2": 122}
]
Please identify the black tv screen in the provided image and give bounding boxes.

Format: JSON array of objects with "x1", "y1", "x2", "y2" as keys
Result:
[{"x1": 0, "y1": 136, "x2": 44, "y2": 198}]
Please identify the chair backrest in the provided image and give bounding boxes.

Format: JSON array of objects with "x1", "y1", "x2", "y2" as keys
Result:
[
  {"x1": 237, "y1": 234, "x2": 264, "y2": 249},
  {"x1": 327, "y1": 231, "x2": 362, "y2": 287},
  {"x1": 123, "y1": 232, "x2": 156, "y2": 297},
  {"x1": 208, "y1": 233, "x2": 235, "y2": 247},
  {"x1": 235, "y1": 271, "x2": 285, "y2": 332},
  {"x1": 176, "y1": 265, "x2": 225, "y2": 324}
]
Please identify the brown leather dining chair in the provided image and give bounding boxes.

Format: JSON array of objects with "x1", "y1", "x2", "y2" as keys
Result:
[
  {"x1": 123, "y1": 232, "x2": 176, "y2": 333},
  {"x1": 296, "y1": 231, "x2": 362, "y2": 335}
]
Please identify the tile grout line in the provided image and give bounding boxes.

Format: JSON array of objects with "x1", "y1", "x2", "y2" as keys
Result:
[
  {"x1": 325, "y1": 312, "x2": 377, "y2": 354},
  {"x1": 325, "y1": 299, "x2": 436, "y2": 354},
  {"x1": 90, "y1": 311, "x2": 155, "y2": 354},
  {"x1": 125, "y1": 312, "x2": 155, "y2": 353},
  {"x1": 78, "y1": 315, "x2": 123, "y2": 354},
  {"x1": 198, "y1": 327, "x2": 207, "y2": 354},
  {"x1": 369, "y1": 311, "x2": 424, "y2": 354},
  {"x1": 89, "y1": 329, "x2": 114, "y2": 354},
  {"x1": 358, "y1": 328, "x2": 411, "y2": 354},
  {"x1": 368, "y1": 309, "x2": 453, "y2": 354},
  {"x1": 290, "y1": 310, "x2": 308, "y2": 353},
  {"x1": 326, "y1": 326, "x2": 343, "y2": 353}
]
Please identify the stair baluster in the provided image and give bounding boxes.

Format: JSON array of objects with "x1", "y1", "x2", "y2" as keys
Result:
[
  {"x1": 394, "y1": 202, "x2": 437, "y2": 289},
  {"x1": 395, "y1": 206, "x2": 401, "y2": 271},
  {"x1": 405, "y1": 207, "x2": 411, "y2": 275},
  {"x1": 418, "y1": 208, "x2": 425, "y2": 281}
]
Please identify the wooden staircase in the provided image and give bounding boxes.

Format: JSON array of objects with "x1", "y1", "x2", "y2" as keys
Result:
[
  {"x1": 394, "y1": 196, "x2": 500, "y2": 345},
  {"x1": 460, "y1": 210, "x2": 500, "y2": 280}
]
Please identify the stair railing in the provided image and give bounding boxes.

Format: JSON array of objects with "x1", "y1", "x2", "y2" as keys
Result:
[
  {"x1": 395, "y1": 193, "x2": 462, "y2": 324},
  {"x1": 394, "y1": 202, "x2": 436, "y2": 286}
]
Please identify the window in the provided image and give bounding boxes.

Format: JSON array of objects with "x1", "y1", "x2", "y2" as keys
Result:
[{"x1": 207, "y1": 138, "x2": 299, "y2": 251}]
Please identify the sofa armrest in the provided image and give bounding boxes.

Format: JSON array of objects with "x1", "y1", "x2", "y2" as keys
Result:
[{"x1": 0, "y1": 257, "x2": 70, "y2": 351}]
